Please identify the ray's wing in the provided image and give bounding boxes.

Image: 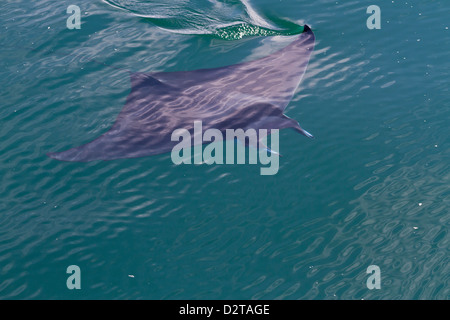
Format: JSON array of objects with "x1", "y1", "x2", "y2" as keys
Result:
[{"x1": 47, "y1": 73, "x2": 183, "y2": 161}]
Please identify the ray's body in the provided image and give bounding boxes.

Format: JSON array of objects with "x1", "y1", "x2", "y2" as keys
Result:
[{"x1": 48, "y1": 25, "x2": 315, "y2": 161}]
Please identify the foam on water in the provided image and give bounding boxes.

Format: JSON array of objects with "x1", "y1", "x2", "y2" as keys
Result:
[{"x1": 102, "y1": 0, "x2": 303, "y2": 39}]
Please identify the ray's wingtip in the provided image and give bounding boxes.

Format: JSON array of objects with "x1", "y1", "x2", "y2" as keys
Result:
[
  {"x1": 47, "y1": 150, "x2": 80, "y2": 162},
  {"x1": 303, "y1": 24, "x2": 312, "y2": 33},
  {"x1": 46, "y1": 152, "x2": 57, "y2": 159},
  {"x1": 47, "y1": 152, "x2": 64, "y2": 161},
  {"x1": 295, "y1": 126, "x2": 315, "y2": 139},
  {"x1": 305, "y1": 132, "x2": 315, "y2": 139}
]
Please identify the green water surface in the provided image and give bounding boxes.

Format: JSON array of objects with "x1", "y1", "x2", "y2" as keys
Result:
[{"x1": 0, "y1": 0, "x2": 448, "y2": 299}]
